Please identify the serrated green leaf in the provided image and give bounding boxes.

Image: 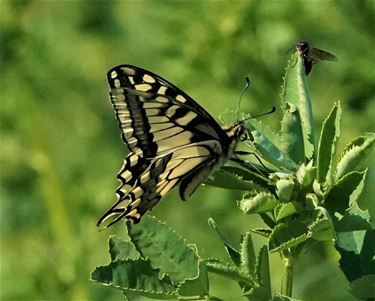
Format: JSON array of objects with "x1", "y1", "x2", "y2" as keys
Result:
[
  {"x1": 240, "y1": 232, "x2": 256, "y2": 276},
  {"x1": 334, "y1": 204, "x2": 372, "y2": 232},
  {"x1": 249, "y1": 228, "x2": 272, "y2": 238},
  {"x1": 221, "y1": 166, "x2": 273, "y2": 191},
  {"x1": 204, "y1": 259, "x2": 251, "y2": 283},
  {"x1": 123, "y1": 291, "x2": 170, "y2": 301},
  {"x1": 205, "y1": 167, "x2": 264, "y2": 191},
  {"x1": 275, "y1": 177, "x2": 295, "y2": 201},
  {"x1": 259, "y1": 213, "x2": 277, "y2": 229},
  {"x1": 178, "y1": 261, "x2": 209, "y2": 298},
  {"x1": 247, "y1": 118, "x2": 280, "y2": 146},
  {"x1": 349, "y1": 274, "x2": 375, "y2": 300},
  {"x1": 269, "y1": 220, "x2": 310, "y2": 252},
  {"x1": 305, "y1": 193, "x2": 318, "y2": 211},
  {"x1": 280, "y1": 102, "x2": 305, "y2": 164},
  {"x1": 312, "y1": 179, "x2": 324, "y2": 199},
  {"x1": 239, "y1": 191, "x2": 278, "y2": 214},
  {"x1": 325, "y1": 170, "x2": 367, "y2": 215},
  {"x1": 246, "y1": 121, "x2": 298, "y2": 171},
  {"x1": 335, "y1": 133, "x2": 375, "y2": 181},
  {"x1": 295, "y1": 160, "x2": 316, "y2": 188},
  {"x1": 274, "y1": 202, "x2": 301, "y2": 222},
  {"x1": 254, "y1": 246, "x2": 271, "y2": 299},
  {"x1": 122, "y1": 291, "x2": 144, "y2": 301},
  {"x1": 91, "y1": 259, "x2": 176, "y2": 298},
  {"x1": 207, "y1": 218, "x2": 241, "y2": 266},
  {"x1": 317, "y1": 102, "x2": 341, "y2": 184},
  {"x1": 336, "y1": 230, "x2": 375, "y2": 282},
  {"x1": 127, "y1": 216, "x2": 199, "y2": 284},
  {"x1": 281, "y1": 50, "x2": 314, "y2": 159},
  {"x1": 309, "y1": 217, "x2": 336, "y2": 242},
  {"x1": 109, "y1": 236, "x2": 140, "y2": 261}
]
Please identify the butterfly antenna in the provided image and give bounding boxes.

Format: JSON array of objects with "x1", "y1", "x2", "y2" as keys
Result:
[
  {"x1": 241, "y1": 106, "x2": 276, "y2": 122},
  {"x1": 236, "y1": 77, "x2": 251, "y2": 122}
]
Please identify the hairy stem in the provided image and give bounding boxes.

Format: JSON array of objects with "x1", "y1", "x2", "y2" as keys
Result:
[{"x1": 281, "y1": 255, "x2": 294, "y2": 297}]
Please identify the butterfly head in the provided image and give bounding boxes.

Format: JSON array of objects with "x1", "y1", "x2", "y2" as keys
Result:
[{"x1": 225, "y1": 122, "x2": 250, "y2": 142}]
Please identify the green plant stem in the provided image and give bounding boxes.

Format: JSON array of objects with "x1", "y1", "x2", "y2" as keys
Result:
[{"x1": 281, "y1": 255, "x2": 294, "y2": 297}]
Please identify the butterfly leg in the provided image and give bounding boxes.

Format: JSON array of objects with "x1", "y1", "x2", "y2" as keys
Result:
[{"x1": 233, "y1": 150, "x2": 271, "y2": 173}]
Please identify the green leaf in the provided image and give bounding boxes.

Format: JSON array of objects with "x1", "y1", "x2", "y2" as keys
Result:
[
  {"x1": 208, "y1": 218, "x2": 241, "y2": 266},
  {"x1": 335, "y1": 133, "x2": 375, "y2": 181},
  {"x1": 246, "y1": 121, "x2": 298, "y2": 170},
  {"x1": 309, "y1": 217, "x2": 336, "y2": 242},
  {"x1": 259, "y1": 213, "x2": 277, "y2": 229},
  {"x1": 249, "y1": 228, "x2": 272, "y2": 238},
  {"x1": 274, "y1": 202, "x2": 301, "y2": 222},
  {"x1": 123, "y1": 291, "x2": 173, "y2": 301},
  {"x1": 178, "y1": 261, "x2": 209, "y2": 298},
  {"x1": 254, "y1": 246, "x2": 271, "y2": 299},
  {"x1": 239, "y1": 191, "x2": 278, "y2": 214},
  {"x1": 336, "y1": 230, "x2": 375, "y2": 282},
  {"x1": 221, "y1": 165, "x2": 273, "y2": 192},
  {"x1": 281, "y1": 50, "x2": 314, "y2": 159},
  {"x1": 123, "y1": 291, "x2": 158, "y2": 301},
  {"x1": 279, "y1": 102, "x2": 305, "y2": 164},
  {"x1": 350, "y1": 274, "x2": 375, "y2": 300},
  {"x1": 334, "y1": 204, "x2": 372, "y2": 232},
  {"x1": 272, "y1": 293, "x2": 301, "y2": 301},
  {"x1": 127, "y1": 216, "x2": 199, "y2": 284},
  {"x1": 305, "y1": 193, "x2": 319, "y2": 211},
  {"x1": 312, "y1": 179, "x2": 324, "y2": 199},
  {"x1": 325, "y1": 170, "x2": 367, "y2": 215},
  {"x1": 108, "y1": 236, "x2": 140, "y2": 261},
  {"x1": 275, "y1": 177, "x2": 295, "y2": 201},
  {"x1": 247, "y1": 118, "x2": 280, "y2": 146},
  {"x1": 91, "y1": 259, "x2": 176, "y2": 298},
  {"x1": 204, "y1": 259, "x2": 251, "y2": 283},
  {"x1": 295, "y1": 160, "x2": 316, "y2": 188},
  {"x1": 317, "y1": 102, "x2": 341, "y2": 184},
  {"x1": 205, "y1": 167, "x2": 264, "y2": 191},
  {"x1": 208, "y1": 297, "x2": 225, "y2": 301},
  {"x1": 243, "y1": 285, "x2": 271, "y2": 301},
  {"x1": 269, "y1": 220, "x2": 310, "y2": 252},
  {"x1": 240, "y1": 232, "x2": 256, "y2": 276}
]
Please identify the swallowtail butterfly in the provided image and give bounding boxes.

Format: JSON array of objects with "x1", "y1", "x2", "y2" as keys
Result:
[{"x1": 98, "y1": 65, "x2": 249, "y2": 227}]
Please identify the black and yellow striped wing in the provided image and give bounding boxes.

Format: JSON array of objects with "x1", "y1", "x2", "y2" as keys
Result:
[{"x1": 98, "y1": 65, "x2": 242, "y2": 227}]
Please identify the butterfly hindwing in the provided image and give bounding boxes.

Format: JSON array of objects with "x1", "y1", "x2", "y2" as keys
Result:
[{"x1": 98, "y1": 142, "x2": 219, "y2": 226}]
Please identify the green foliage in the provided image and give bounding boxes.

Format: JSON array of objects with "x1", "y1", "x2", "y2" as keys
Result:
[
  {"x1": 92, "y1": 217, "x2": 206, "y2": 300},
  {"x1": 92, "y1": 47, "x2": 374, "y2": 300},
  {"x1": 2, "y1": 2, "x2": 375, "y2": 301},
  {"x1": 317, "y1": 103, "x2": 341, "y2": 184},
  {"x1": 126, "y1": 217, "x2": 200, "y2": 284}
]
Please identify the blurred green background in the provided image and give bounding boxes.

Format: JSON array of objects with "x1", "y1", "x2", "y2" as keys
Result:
[{"x1": 1, "y1": 1, "x2": 374, "y2": 300}]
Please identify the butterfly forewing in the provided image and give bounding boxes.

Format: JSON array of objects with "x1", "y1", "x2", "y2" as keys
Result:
[
  {"x1": 108, "y1": 65, "x2": 228, "y2": 154},
  {"x1": 98, "y1": 65, "x2": 242, "y2": 227}
]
